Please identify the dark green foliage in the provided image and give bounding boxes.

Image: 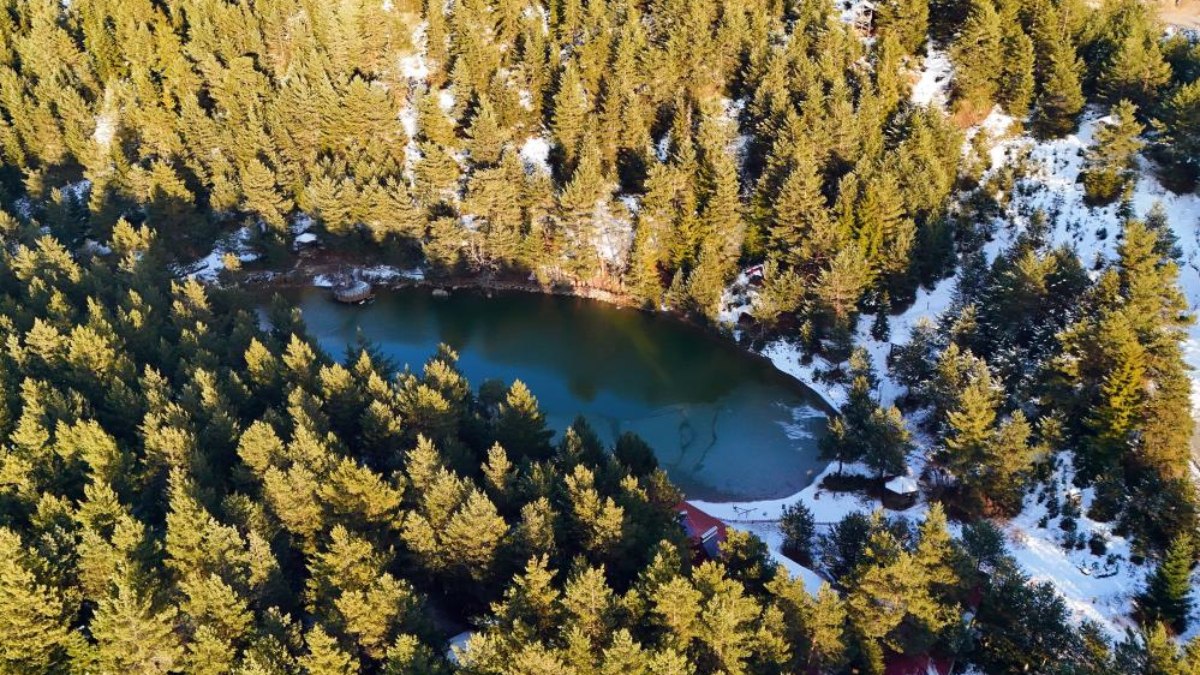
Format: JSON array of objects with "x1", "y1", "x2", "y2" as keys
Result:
[
  {"x1": 1137, "y1": 534, "x2": 1195, "y2": 634},
  {"x1": 821, "y1": 351, "x2": 912, "y2": 479},
  {"x1": 1081, "y1": 100, "x2": 1144, "y2": 205},
  {"x1": 780, "y1": 502, "x2": 816, "y2": 564}
]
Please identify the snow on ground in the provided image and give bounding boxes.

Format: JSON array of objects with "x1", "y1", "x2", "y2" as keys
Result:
[
  {"x1": 360, "y1": 265, "x2": 425, "y2": 282},
  {"x1": 186, "y1": 226, "x2": 259, "y2": 282},
  {"x1": 999, "y1": 453, "x2": 1155, "y2": 638},
  {"x1": 835, "y1": 0, "x2": 874, "y2": 29},
  {"x1": 291, "y1": 213, "x2": 315, "y2": 235},
  {"x1": 983, "y1": 107, "x2": 1200, "y2": 419},
  {"x1": 399, "y1": 22, "x2": 429, "y2": 81},
  {"x1": 93, "y1": 111, "x2": 115, "y2": 149},
  {"x1": 519, "y1": 136, "x2": 552, "y2": 175},
  {"x1": 593, "y1": 199, "x2": 634, "y2": 268},
  {"x1": 910, "y1": 46, "x2": 952, "y2": 110},
  {"x1": 311, "y1": 265, "x2": 424, "y2": 288},
  {"x1": 708, "y1": 102, "x2": 1200, "y2": 638},
  {"x1": 693, "y1": 461, "x2": 927, "y2": 594}
]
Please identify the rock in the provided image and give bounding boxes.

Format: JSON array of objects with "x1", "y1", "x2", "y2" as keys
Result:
[{"x1": 432, "y1": 288, "x2": 450, "y2": 298}]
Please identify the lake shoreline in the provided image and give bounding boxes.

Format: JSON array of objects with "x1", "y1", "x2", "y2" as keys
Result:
[
  {"x1": 270, "y1": 282, "x2": 834, "y2": 502},
  {"x1": 237, "y1": 259, "x2": 840, "y2": 419}
]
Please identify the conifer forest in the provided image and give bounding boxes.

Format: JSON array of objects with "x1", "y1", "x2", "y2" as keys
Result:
[{"x1": 0, "y1": 0, "x2": 1199, "y2": 672}]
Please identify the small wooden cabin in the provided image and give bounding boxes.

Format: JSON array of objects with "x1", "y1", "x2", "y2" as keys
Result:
[
  {"x1": 883, "y1": 475, "x2": 920, "y2": 510},
  {"x1": 332, "y1": 279, "x2": 374, "y2": 304}
]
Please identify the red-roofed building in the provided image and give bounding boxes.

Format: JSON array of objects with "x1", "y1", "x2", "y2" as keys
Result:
[{"x1": 674, "y1": 501, "x2": 728, "y2": 561}]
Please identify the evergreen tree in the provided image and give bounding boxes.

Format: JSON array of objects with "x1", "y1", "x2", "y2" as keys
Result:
[
  {"x1": 780, "y1": 502, "x2": 816, "y2": 564},
  {"x1": 466, "y1": 96, "x2": 507, "y2": 167},
  {"x1": 0, "y1": 529, "x2": 73, "y2": 673},
  {"x1": 951, "y1": 0, "x2": 1004, "y2": 113},
  {"x1": 1154, "y1": 81, "x2": 1200, "y2": 185},
  {"x1": 1081, "y1": 100, "x2": 1144, "y2": 205},
  {"x1": 302, "y1": 624, "x2": 360, "y2": 675},
  {"x1": 1138, "y1": 534, "x2": 1195, "y2": 634},
  {"x1": 90, "y1": 574, "x2": 185, "y2": 674},
  {"x1": 496, "y1": 380, "x2": 554, "y2": 461},
  {"x1": 999, "y1": 28, "x2": 1036, "y2": 115},
  {"x1": 1097, "y1": 28, "x2": 1171, "y2": 110},
  {"x1": 1085, "y1": 309, "x2": 1146, "y2": 475},
  {"x1": 1034, "y1": 37, "x2": 1085, "y2": 137},
  {"x1": 768, "y1": 149, "x2": 833, "y2": 269},
  {"x1": 874, "y1": 0, "x2": 928, "y2": 55},
  {"x1": 240, "y1": 158, "x2": 292, "y2": 232}
]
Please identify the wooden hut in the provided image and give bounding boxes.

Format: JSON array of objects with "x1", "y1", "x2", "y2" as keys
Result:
[
  {"x1": 883, "y1": 475, "x2": 920, "y2": 509},
  {"x1": 332, "y1": 279, "x2": 374, "y2": 304}
]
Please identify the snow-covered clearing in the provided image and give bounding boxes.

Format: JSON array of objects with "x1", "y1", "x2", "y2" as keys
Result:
[
  {"x1": 910, "y1": 46, "x2": 953, "y2": 109},
  {"x1": 981, "y1": 108, "x2": 1200, "y2": 418},
  {"x1": 185, "y1": 226, "x2": 259, "y2": 282},
  {"x1": 695, "y1": 461, "x2": 914, "y2": 594},
  {"x1": 312, "y1": 265, "x2": 424, "y2": 289}
]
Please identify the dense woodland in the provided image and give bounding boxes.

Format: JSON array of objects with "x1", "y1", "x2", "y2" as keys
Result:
[{"x1": 0, "y1": 0, "x2": 1199, "y2": 672}]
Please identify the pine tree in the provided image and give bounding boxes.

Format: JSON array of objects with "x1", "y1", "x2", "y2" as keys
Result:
[
  {"x1": 984, "y1": 411, "x2": 1037, "y2": 515},
  {"x1": 1034, "y1": 36, "x2": 1085, "y2": 137},
  {"x1": 1082, "y1": 100, "x2": 1144, "y2": 205},
  {"x1": 466, "y1": 96, "x2": 507, "y2": 167},
  {"x1": 1117, "y1": 216, "x2": 1190, "y2": 343},
  {"x1": 0, "y1": 529, "x2": 73, "y2": 673},
  {"x1": 816, "y1": 245, "x2": 870, "y2": 321},
  {"x1": 942, "y1": 362, "x2": 999, "y2": 511},
  {"x1": 951, "y1": 0, "x2": 1004, "y2": 113},
  {"x1": 441, "y1": 488, "x2": 507, "y2": 580},
  {"x1": 302, "y1": 624, "x2": 360, "y2": 675},
  {"x1": 552, "y1": 63, "x2": 589, "y2": 173},
  {"x1": 780, "y1": 502, "x2": 816, "y2": 564},
  {"x1": 496, "y1": 380, "x2": 554, "y2": 460},
  {"x1": 874, "y1": 0, "x2": 928, "y2": 55},
  {"x1": 999, "y1": 28, "x2": 1035, "y2": 116},
  {"x1": 1138, "y1": 534, "x2": 1195, "y2": 634},
  {"x1": 1085, "y1": 310, "x2": 1146, "y2": 475},
  {"x1": 1097, "y1": 30, "x2": 1171, "y2": 110},
  {"x1": 769, "y1": 149, "x2": 833, "y2": 269},
  {"x1": 240, "y1": 158, "x2": 292, "y2": 232},
  {"x1": 90, "y1": 574, "x2": 185, "y2": 674},
  {"x1": 1154, "y1": 81, "x2": 1200, "y2": 185}
]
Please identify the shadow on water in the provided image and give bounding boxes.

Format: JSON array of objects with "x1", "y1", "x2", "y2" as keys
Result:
[{"x1": 276, "y1": 286, "x2": 831, "y2": 502}]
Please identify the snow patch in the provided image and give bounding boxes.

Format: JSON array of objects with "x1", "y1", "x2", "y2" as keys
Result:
[
  {"x1": 399, "y1": 22, "x2": 429, "y2": 81},
  {"x1": 910, "y1": 46, "x2": 953, "y2": 110},
  {"x1": 186, "y1": 226, "x2": 259, "y2": 282},
  {"x1": 93, "y1": 112, "x2": 115, "y2": 149},
  {"x1": 519, "y1": 136, "x2": 552, "y2": 175}
]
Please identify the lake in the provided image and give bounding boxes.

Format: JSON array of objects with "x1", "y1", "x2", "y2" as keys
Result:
[{"x1": 284, "y1": 287, "x2": 830, "y2": 502}]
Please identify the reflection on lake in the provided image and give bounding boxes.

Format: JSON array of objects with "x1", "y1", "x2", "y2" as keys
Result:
[{"x1": 285, "y1": 287, "x2": 830, "y2": 501}]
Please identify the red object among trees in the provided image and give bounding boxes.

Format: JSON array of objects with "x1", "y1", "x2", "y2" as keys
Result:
[{"x1": 674, "y1": 502, "x2": 728, "y2": 561}]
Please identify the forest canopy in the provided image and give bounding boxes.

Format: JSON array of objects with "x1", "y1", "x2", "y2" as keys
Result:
[{"x1": 0, "y1": 0, "x2": 1198, "y2": 672}]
